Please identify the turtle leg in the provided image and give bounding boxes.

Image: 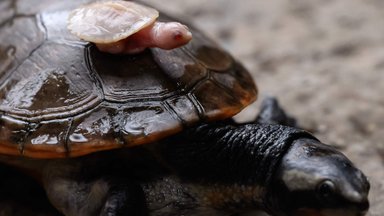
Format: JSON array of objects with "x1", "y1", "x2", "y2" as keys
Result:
[
  {"x1": 43, "y1": 160, "x2": 147, "y2": 216},
  {"x1": 0, "y1": 164, "x2": 61, "y2": 216},
  {"x1": 254, "y1": 97, "x2": 297, "y2": 127},
  {"x1": 99, "y1": 178, "x2": 147, "y2": 216}
]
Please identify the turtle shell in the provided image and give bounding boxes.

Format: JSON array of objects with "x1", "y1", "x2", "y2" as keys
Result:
[{"x1": 0, "y1": 0, "x2": 257, "y2": 158}]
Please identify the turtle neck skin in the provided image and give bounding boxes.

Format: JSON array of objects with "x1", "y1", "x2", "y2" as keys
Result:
[
  {"x1": 160, "y1": 122, "x2": 315, "y2": 187},
  {"x1": 148, "y1": 122, "x2": 316, "y2": 215}
]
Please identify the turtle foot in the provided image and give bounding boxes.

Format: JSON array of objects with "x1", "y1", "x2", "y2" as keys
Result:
[{"x1": 255, "y1": 97, "x2": 297, "y2": 127}]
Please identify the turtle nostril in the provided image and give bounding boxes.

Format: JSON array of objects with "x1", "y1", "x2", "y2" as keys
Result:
[
  {"x1": 365, "y1": 180, "x2": 370, "y2": 191},
  {"x1": 359, "y1": 172, "x2": 370, "y2": 193}
]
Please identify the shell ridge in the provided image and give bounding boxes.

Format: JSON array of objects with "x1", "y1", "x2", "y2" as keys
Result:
[
  {"x1": 84, "y1": 45, "x2": 106, "y2": 100},
  {"x1": 112, "y1": 109, "x2": 127, "y2": 146},
  {"x1": 208, "y1": 70, "x2": 238, "y2": 100},
  {"x1": 186, "y1": 93, "x2": 205, "y2": 121},
  {"x1": 63, "y1": 117, "x2": 74, "y2": 157},
  {"x1": 162, "y1": 100, "x2": 185, "y2": 126},
  {"x1": 3, "y1": 95, "x2": 102, "y2": 122},
  {"x1": 19, "y1": 122, "x2": 40, "y2": 155},
  {"x1": 36, "y1": 13, "x2": 48, "y2": 41}
]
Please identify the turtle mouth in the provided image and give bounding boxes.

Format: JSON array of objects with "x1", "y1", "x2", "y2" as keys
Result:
[{"x1": 291, "y1": 208, "x2": 368, "y2": 216}]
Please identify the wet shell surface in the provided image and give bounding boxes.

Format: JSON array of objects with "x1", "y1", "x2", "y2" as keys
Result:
[
  {"x1": 0, "y1": 0, "x2": 257, "y2": 158},
  {"x1": 67, "y1": 1, "x2": 159, "y2": 43}
]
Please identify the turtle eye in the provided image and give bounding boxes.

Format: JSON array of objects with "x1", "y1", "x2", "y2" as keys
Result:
[{"x1": 317, "y1": 180, "x2": 335, "y2": 199}]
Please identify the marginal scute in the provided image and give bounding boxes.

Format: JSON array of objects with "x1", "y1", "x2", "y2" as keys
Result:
[
  {"x1": 23, "y1": 119, "x2": 71, "y2": 158},
  {"x1": 0, "y1": 43, "x2": 102, "y2": 121},
  {"x1": 68, "y1": 104, "x2": 118, "y2": 157},
  {"x1": 119, "y1": 103, "x2": 182, "y2": 145},
  {"x1": 166, "y1": 95, "x2": 200, "y2": 126},
  {"x1": 0, "y1": 116, "x2": 29, "y2": 156},
  {"x1": 193, "y1": 80, "x2": 244, "y2": 120},
  {"x1": 67, "y1": 1, "x2": 159, "y2": 43},
  {"x1": 232, "y1": 63, "x2": 258, "y2": 103},
  {"x1": 68, "y1": 102, "x2": 184, "y2": 157},
  {"x1": 212, "y1": 63, "x2": 258, "y2": 105}
]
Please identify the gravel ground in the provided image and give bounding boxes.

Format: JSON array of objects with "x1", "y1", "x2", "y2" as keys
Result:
[{"x1": 142, "y1": 0, "x2": 384, "y2": 215}]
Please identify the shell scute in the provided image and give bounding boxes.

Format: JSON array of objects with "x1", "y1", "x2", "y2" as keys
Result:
[
  {"x1": 66, "y1": 102, "x2": 183, "y2": 157},
  {"x1": 87, "y1": 46, "x2": 178, "y2": 102},
  {"x1": 0, "y1": 43, "x2": 102, "y2": 121},
  {"x1": 23, "y1": 119, "x2": 70, "y2": 158},
  {"x1": 0, "y1": 116, "x2": 29, "y2": 156},
  {"x1": 151, "y1": 47, "x2": 208, "y2": 90},
  {"x1": 68, "y1": 104, "x2": 118, "y2": 157},
  {"x1": 193, "y1": 80, "x2": 246, "y2": 120},
  {"x1": 165, "y1": 95, "x2": 200, "y2": 126},
  {"x1": 0, "y1": 16, "x2": 45, "y2": 86},
  {"x1": 118, "y1": 103, "x2": 182, "y2": 145},
  {"x1": 183, "y1": 31, "x2": 233, "y2": 72}
]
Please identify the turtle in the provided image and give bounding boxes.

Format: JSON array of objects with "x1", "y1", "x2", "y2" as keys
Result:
[{"x1": 0, "y1": 0, "x2": 370, "y2": 216}]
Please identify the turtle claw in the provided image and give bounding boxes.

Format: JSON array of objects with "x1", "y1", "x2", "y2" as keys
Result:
[{"x1": 100, "y1": 178, "x2": 147, "y2": 216}]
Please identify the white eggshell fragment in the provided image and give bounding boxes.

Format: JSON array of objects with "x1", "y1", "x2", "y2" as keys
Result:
[{"x1": 67, "y1": 1, "x2": 159, "y2": 43}]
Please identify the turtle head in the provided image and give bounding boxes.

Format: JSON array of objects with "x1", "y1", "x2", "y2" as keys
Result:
[{"x1": 266, "y1": 138, "x2": 370, "y2": 216}]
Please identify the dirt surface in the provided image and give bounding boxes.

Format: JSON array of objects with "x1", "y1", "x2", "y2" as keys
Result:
[{"x1": 142, "y1": 0, "x2": 384, "y2": 215}]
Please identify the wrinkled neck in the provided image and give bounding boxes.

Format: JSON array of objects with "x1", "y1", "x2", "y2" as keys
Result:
[
  {"x1": 155, "y1": 122, "x2": 317, "y2": 216},
  {"x1": 161, "y1": 123, "x2": 315, "y2": 186}
]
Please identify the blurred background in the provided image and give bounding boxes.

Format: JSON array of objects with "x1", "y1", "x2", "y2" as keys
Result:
[{"x1": 142, "y1": 0, "x2": 384, "y2": 215}]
